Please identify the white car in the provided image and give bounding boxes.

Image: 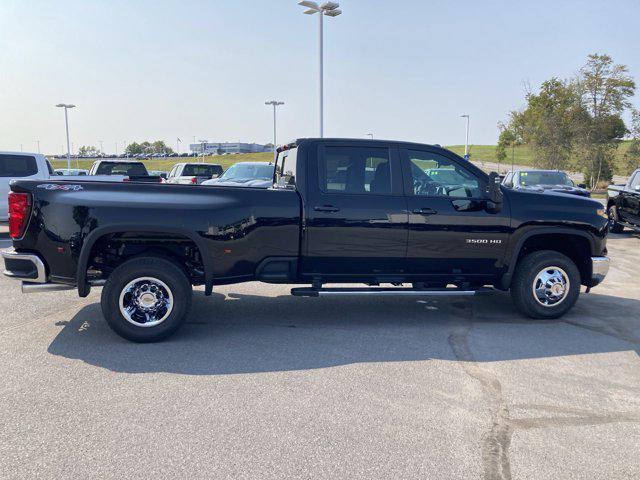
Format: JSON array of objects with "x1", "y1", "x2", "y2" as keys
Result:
[
  {"x1": 166, "y1": 163, "x2": 223, "y2": 185},
  {"x1": 0, "y1": 152, "x2": 53, "y2": 222}
]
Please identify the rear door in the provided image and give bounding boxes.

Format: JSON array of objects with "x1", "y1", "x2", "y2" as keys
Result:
[
  {"x1": 302, "y1": 141, "x2": 408, "y2": 277},
  {"x1": 400, "y1": 147, "x2": 510, "y2": 280}
]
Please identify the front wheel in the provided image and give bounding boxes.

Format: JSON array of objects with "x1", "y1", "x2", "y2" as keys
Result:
[
  {"x1": 607, "y1": 205, "x2": 625, "y2": 233},
  {"x1": 511, "y1": 250, "x2": 581, "y2": 320},
  {"x1": 101, "y1": 256, "x2": 192, "y2": 342}
]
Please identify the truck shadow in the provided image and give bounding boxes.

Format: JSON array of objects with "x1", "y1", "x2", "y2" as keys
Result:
[{"x1": 47, "y1": 290, "x2": 640, "y2": 375}]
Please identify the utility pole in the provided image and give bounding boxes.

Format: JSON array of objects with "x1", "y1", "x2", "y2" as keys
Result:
[
  {"x1": 265, "y1": 100, "x2": 284, "y2": 162},
  {"x1": 56, "y1": 104, "x2": 75, "y2": 171},
  {"x1": 298, "y1": 1, "x2": 342, "y2": 137}
]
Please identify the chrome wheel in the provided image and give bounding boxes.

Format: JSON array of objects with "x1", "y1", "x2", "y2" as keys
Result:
[
  {"x1": 532, "y1": 266, "x2": 570, "y2": 307},
  {"x1": 118, "y1": 277, "x2": 174, "y2": 327}
]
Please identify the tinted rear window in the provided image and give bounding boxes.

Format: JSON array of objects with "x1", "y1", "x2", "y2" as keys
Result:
[
  {"x1": 183, "y1": 164, "x2": 223, "y2": 176},
  {"x1": 0, "y1": 155, "x2": 37, "y2": 177},
  {"x1": 95, "y1": 162, "x2": 148, "y2": 176}
]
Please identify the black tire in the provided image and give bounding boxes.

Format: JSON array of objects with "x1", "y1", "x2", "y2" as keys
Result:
[
  {"x1": 100, "y1": 256, "x2": 192, "y2": 342},
  {"x1": 607, "y1": 205, "x2": 625, "y2": 233},
  {"x1": 511, "y1": 250, "x2": 581, "y2": 320}
]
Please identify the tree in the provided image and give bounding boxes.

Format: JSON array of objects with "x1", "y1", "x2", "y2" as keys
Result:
[
  {"x1": 125, "y1": 142, "x2": 143, "y2": 155},
  {"x1": 125, "y1": 141, "x2": 174, "y2": 155},
  {"x1": 624, "y1": 110, "x2": 640, "y2": 174},
  {"x1": 78, "y1": 145, "x2": 100, "y2": 157},
  {"x1": 574, "y1": 54, "x2": 635, "y2": 188},
  {"x1": 518, "y1": 78, "x2": 584, "y2": 170},
  {"x1": 496, "y1": 120, "x2": 521, "y2": 168},
  {"x1": 497, "y1": 79, "x2": 585, "y2": 172}
]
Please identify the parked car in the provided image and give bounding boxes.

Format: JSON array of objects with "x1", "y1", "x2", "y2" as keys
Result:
[
  {"x1": 166, "y1": 163, "x2": 223, "y2": 185},
  {"x1": 202, "y1": 162, "x2": 274, "y2": 188},
  {"x1": 2, "y1": 138, "x2": 610, "y2": 342},
  {"x1": 54, "y1": 168, "x2": 89, "y2": 176},
  {"x1": 88, "y1": 160, "x2": 163, "y2": 183},
  {"x1": 502, "y1": 170, "x2": 590, "y2": 197},
  {"x1": 607, "y1": 168, "x2": 640, "y2": 233},
  {"x1": 0, "y1": 152, "x2": 53, "y2": 222},
  {"x1": 148, "y1": 170, "x2": 168, "y2": 180}
]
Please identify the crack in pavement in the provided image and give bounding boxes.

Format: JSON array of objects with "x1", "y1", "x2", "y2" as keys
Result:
[{"x1": 446, "y1": 299, "x2": 640, "y2": 480}]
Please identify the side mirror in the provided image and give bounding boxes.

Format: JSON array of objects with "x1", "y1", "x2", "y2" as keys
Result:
[
  {"x1": 635, "y1": 185, "x2": 640, "y2": 192},
  {"x1": 577, "y1": 183, "x2": 587, "y2": 189},
  {"x1": 487, "y1": 172, "x2": 503, "y2": 203}
]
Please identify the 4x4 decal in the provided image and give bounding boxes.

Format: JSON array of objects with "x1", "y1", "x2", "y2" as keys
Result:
[{"x1": 37, "y1": 184, "x2": 84, "y2": 191}]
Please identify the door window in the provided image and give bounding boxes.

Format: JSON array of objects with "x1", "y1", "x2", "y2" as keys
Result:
[
  {"x1": 404, "y1": 150, "x2": 480, "y2": 198},
  {"x1": 319, "y1": 146, "x2": 391, "y2": 195}
]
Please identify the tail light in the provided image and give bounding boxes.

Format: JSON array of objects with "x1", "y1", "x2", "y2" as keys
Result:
[
  {"x1": 191, "y1": 177, "x2": 197, "y2": 184},
  {"x1": 8, "y1": 192, "x2": 31, "y2": 239}
]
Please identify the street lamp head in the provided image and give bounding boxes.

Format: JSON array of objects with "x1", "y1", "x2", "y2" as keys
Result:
[
  {"x1": 461, "y1": 114, "x2": 469, "y2": 118},
  {"x1": 320, "y1": 1, "x2": 339, "y2": 10},
  {"x1": 324, "y1": 8, "x2": 341, "y2": 16},
  {"x1": 56, "y1": 103, "x2": 75, "y2": 108},
  {"x1": 298, "y1": 1, "x2": 320, "y2": 10}
]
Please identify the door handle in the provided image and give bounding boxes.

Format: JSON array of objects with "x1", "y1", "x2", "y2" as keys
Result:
[
  {"x1": 412, "y1": 207, "x2": 438, "y2": 215},
  {"x1": 314, "y1": 205, "x2": 341, "y2": 213}
]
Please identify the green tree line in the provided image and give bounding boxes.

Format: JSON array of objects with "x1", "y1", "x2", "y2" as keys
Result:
[
  {"x1": 497, "y1": 54, "x2": 639, "y2": 188},
  {"x1": 125, "y1": 141, "x2": 174, "y2": 155}
]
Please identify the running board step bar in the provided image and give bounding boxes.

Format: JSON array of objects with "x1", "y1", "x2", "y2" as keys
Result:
[{"x1": 291, "y1": 287, "x2": 493, "y2": 297}]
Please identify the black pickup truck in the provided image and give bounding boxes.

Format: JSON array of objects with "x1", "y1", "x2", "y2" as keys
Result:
[
  {"x1": 607, "y1": 168, "x2": 640, "y2": 233},
  {"x1": 3, "y1": 138, "x2": 610, "y2": 342}
]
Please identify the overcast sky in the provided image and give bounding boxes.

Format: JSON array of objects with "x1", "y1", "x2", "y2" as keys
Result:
[{"x1": 1, "y1": 0, "x2": 639, "y2": 154}]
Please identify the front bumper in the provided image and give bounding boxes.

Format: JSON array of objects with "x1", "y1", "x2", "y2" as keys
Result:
[{"x1": 591, "y1": 256, "x2": 610, "y2": 287}]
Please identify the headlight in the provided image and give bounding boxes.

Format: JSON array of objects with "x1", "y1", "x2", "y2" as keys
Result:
[{"x1": 597, "y1": 208, "x2": 608, "y2": 219}]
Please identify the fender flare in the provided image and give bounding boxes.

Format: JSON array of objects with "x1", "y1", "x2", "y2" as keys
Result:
[
  {"x1": 500, "y1": 227, "x2": 595, "y2": 289},
  {"x1": 76, "y1": 225, "x2": 214, "y2": 297}
]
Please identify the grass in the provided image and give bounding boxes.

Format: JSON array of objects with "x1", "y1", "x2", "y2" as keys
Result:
[
  {"x1": 445, "y1": 141, "x2": 633, "y2": 174},
  {"x1": 50, "y1": 141, "x2": 634, "y2": 176}
]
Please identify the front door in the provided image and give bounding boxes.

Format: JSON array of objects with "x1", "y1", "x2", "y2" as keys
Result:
[
  {"x1": 400, "y1": 147, "x2": 510, "y2": 282},
  {"x1": 303, "y1": 142, "x2": 408, "y2": 278},
  {"x1": 620, "y1": 172, "x2": 640, "y2": 225}
]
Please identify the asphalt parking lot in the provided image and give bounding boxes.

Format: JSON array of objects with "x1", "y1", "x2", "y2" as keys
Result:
[{"x1": 0, "y1": 228, "x2": 639, "y2": 480}]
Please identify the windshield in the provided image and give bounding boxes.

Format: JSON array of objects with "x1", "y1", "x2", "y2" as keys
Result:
[
  {"x1": 221, "y1": 163, "x2": 274, "y2": 180},
  {"x1": 519, "y1": 171, "x2": 573, "y2": 187},
  {"x1": 183, "y1": 164, "x2": 223, "y2": 177}
]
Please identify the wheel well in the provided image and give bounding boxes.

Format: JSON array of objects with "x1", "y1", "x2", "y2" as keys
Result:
[
  {"x1": 87, "y1": 231, "x2": 205, "y2": 285},
  {"x1": 516, "y1": 234, "x2": 592, "y2": 285}
]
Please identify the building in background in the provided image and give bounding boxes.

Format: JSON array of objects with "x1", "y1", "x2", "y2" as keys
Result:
[{"x1": 189, "y1": 142, "x2": 272, "y2": 155}]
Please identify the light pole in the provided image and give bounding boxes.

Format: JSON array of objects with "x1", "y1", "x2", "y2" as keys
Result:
[
  {"x1": 366, "y1": 133, "x2": 374, "y2": 139},
  {"x1": 265, "y1": 100, "x2": 284, "y2": 161},
  {"x1": 115, "y1": 142, "x2": 118, "y2": 156},
  {"x1": 198, "y1": 139, "x2": 208, "y2": 162},
  {"x1": 56, "y1": 103, "x2": 75, "y2": 170},
  {"x1": 176, "y1": 137, "x2": 182, "y2": 156},
  {"x1": 461, "y1": 114, "x2": 470, "y2": 160},
  {"x1": 99, "y1": 140, "x2": 104, "y2": 156},
  {"x1": 36, "y1": 140, "x2": 40, "y2": 153},
  {"x1": 298, "y1": 1, "x2": 342, "y2": 138}
]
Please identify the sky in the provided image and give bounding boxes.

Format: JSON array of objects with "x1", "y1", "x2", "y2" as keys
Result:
[{"x1": 1, "y1": 0, "x2": 639, "y2": 155}]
